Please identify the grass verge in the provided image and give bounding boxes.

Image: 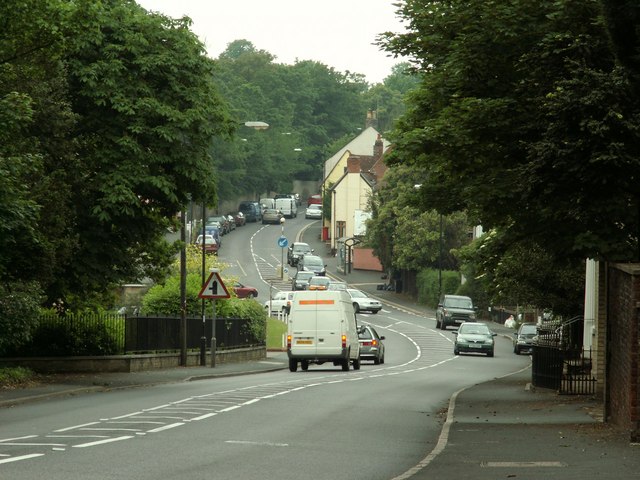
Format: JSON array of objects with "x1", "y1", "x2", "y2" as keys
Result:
[
  {"x1": 0, "y1": 367, "x2": 36, "y2": 389},
  {"x1": 267, "y1": 317, "x2": 287, "y2": 350}
]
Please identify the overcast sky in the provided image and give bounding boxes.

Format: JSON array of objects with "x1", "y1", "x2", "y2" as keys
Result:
[{"x1": 136, "y1": 0, "x2": 408, "y2": 84}]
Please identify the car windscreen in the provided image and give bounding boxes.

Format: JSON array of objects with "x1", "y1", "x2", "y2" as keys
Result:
[
  {"x1": 446, "y1": 298, "x2": 473, "y2": 309},
  {"x1": 304, "y1": 257, "x2": 323, "y2": 266}
]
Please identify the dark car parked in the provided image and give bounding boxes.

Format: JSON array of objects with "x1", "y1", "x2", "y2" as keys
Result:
[{"x1": 239, "y1": 201, "x2": 260, "y2": 222}]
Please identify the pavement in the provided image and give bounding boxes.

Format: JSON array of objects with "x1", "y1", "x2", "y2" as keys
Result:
[{"x1": 2, "y1": 221, "x2": 638, "y2": 478}]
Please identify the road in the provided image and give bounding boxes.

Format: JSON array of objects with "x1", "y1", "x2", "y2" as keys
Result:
[{"x1": 0, "y1": 217, "x2": 532, "y2": 479}]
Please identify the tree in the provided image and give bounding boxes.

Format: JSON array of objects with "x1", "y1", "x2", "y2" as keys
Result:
[{"x1": 380, "y1": 0, "x2": 639, "y2": 264}]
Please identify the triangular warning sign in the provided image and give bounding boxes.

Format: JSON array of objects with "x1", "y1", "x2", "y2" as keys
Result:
[{"x1": 198, "y1": 271, "x2": 231, "y2": 299}]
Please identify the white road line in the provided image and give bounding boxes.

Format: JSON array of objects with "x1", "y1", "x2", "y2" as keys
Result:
[
  {"x1": 0, "y1": 454, "x2": 45, "y2": 464},
  {"x1": 73, "y1": 436, "x2": 134, "y2": 448},
  {"x1": 0, "y1": 435, "x2": 37, "y2": 443},
  {"x1": 147, "y1": 423, "x2": 184, "y2": 433},
  {"x1": 482, "y1": 461, "x2": 567, "y2": 468},
  {"x1": 225, "y1": 440, "x2": 288, "y2": 447}
]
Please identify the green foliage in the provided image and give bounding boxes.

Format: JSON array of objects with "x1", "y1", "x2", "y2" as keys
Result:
[
  {"x1": 416, "y1": 269, "x2": 462, "y2": 308},
  {"x1": 0, "y1": 281, "x2": 44, "y2": 355},
  {"x1": 381, "y1": 0, "x2": 639, "y2": 262},
  {"x1": 0, "y1": 367, "x2": 35, "y2": 387}
]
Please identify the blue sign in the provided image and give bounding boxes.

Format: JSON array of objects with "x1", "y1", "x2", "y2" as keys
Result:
[{"x1": 278, "y1": 236, "x2": 289, "y2": 248}]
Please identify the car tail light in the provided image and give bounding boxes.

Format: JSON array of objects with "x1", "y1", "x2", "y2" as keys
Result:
[
  {"x1": 287, "y1": 335, "x2": 292, "y2": 350},
  {"x1": 360, "y1": 341, "x2": 372, "y2": 346},
  {"x1": 342, "y1": 334, "x2": 347, "y2": 348}
]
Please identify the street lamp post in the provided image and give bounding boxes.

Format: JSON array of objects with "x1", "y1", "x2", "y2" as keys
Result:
[{"x1": 280, "y1": 216, "x2": 286, "y2": 279}]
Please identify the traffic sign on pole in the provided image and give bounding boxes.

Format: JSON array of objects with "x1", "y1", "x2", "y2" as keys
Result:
[
  {"x1": 198, "y1": 271, "x2": 231, "y2": 299},
  {"x1": 277, "y1": 236, "x2": 289, "y2": 248}
]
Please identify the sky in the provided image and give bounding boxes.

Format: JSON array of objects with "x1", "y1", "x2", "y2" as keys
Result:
[{"x1": 136, "y1": 0, "x2": 408, "y2": 84}]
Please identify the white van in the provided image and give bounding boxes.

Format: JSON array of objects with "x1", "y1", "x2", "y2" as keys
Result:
[
  {"x1": 286, "y1": 290, "x2": 360, "y2": 371},
  {"x1": 259, "y1": 197, "x2": 275, "y2": 211},
  {"x1": 275, "y1": 197, "x2": 297, "y2": 218}
]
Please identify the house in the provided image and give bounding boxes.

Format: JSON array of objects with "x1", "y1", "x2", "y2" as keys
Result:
[{"x1": 322, "y1": 124, "x2": 389, "y2": 272}]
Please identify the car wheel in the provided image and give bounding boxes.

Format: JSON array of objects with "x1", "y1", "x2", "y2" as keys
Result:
[
  {"x1": 353, "y1": 302, "x2": 360, "y2": 313},
  {"x1": 288, "y1": 359, "x2": 298, "y2": 372},
  {"x1": 453, "y1": 347, "x2": 459, "y2": 355},
  {"x1": 487, "y1": 350, "x2": 494, "y2": 357},
  {"x1": 371, "y1": 310, "x2": 378, "y2": 314},
  {"x1": 514, "y1": 346, "x2": 519, "y2": 355},
  {"x1": 248, "y1": 292, "x2": 257, "y2": 299},
  {"x1": 380, "y1": 353, "x2": 385, "y2": 364},
  {"x1": 341, "y1": 358, "x2": 350, "y2": 371},
  {"x1": 353, "y1": 358, "x2": 361, "y2": 370},
  {"x1": 373, "y1": 356, "x2": 380, "y2": 365},
  {"x1": 301, "y1": 360, "x2": 309, "y2": 371}
]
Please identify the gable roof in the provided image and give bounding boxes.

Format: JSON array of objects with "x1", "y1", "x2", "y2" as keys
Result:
[{"x1": 323, "y1": 126, "x2": 390, "y2": 181}]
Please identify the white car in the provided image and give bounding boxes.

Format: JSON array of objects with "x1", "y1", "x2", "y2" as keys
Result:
[
  {"x1": 347, "y1": 289, "x2": 382, "y2": 314},
  {"x1": 264, "y1": 291, "x2": 294, "y2": 315},
  {"x1": 305, "y1": 204, "x2": 322, "y2": 219}
]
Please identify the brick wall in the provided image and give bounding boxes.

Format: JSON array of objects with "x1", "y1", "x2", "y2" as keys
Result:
[{"x1": 606, "y1": 263, "x2": 640, "y2": 441}]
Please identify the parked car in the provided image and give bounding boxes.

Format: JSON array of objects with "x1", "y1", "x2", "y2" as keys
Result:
[
  {"x1": 264, "y1": 291, "x2": 294, "y2": 315},
  {"x1": 203, "y1": 225, "x2": 222, "y2": 246},
  {"x1": 207, "y1": 215, "x2": 230, "y2": 235},
  {"x1": 239, "y1": 201, "x2": 260, "y2": 222},
  {"x1": 287, "y1": 242, "x2": 313, "y2": 266},
  {"x1": 225, "y1": 214, "x2": 236, "y2": 232},
  {"x1": 358, "y1": 324, "x2": 385, "y2": 364},
  {"x1": 305, "y1": 204, "x2": 322, "y2": 219},
  {"x1": 233, "y1": 211, "x2": 246, "y2": 227},
  {"x1": 453, "y1": 322, "x2": 496, "y2": 357},
  {"x1": 230, "y1": 281, "x2": 258, "y2": 298},
  {"x1": 307, "y1": 194, "x2": 322, "y2": 207},
  {"x1": 436, "y1": 294, "x2": 476, "y2": 330},
  {"x1": 307, "y1": 276, "x2": 331, "y2": 291},
  {"x1": 298, "y1": 254, "x2": 326, "y2": 276},
  {"x1": 195, "y1": 234, "x2": 219, "y2": 255},
  {"x1": 347, "y1": 289, "x2": 382, "y2": 314},
  {"x1": 513, "y1": 323, "x2": 537, "y2": 355},
  {"x1": 291, "y1": 270, "x2": 314, "y2": 290},
  {"x1": 262, "y1": 208, "x2": 283, "y2": 225}
]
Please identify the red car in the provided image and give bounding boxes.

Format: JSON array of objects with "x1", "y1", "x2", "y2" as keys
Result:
[
  {"x1": 195, "y1": 234, "x2": 219, "y2": 255},
  {"x1": 231, "y1": 281, "x2": 258, "y2": 298},
  {"x1": 233, "y1": 211, "x2": 246, "y2": 227}
]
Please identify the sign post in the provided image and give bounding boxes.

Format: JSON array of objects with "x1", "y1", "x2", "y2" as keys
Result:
[
  {"x1": 198, "y1": 270, "x2": 230, "y2": 367},
  {"x1": 278, "y1": 234, "x2": 288, "y2": 280}
]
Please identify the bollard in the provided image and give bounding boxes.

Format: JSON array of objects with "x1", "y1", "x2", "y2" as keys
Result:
[
  {"x1": 200, "y1": 336, "x2": 206, "y2": 366},
  {"x1": 210, "y1": 337, "x2": 216, "y2": 368}
]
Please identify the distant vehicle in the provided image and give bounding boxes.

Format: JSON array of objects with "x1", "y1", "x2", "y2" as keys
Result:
[
  {"x1": 307, "y1": 194, "x2": 322, "y2": 207},
  {"x1": 513, "y1": 323, "x2": 537, "y2": 355},
  {"x1": 207, "y1": 215, "x2": 230, "y2": 235},
  {"x1": 287, "y1": 242, "x2": 313, "y2": 266},
  {"x1": 453, "y1": 322, "x2": 496, "y2": 357},
  {"x1": 259, "y1": 198, "x2": 275, "y2": 211},
  {"x1": 230, "y1": 281, "x2": 258, "y2": 298},
  {"x1": 307, "y1": 276, "x2": 331, "y2": 291},
  {"x1": 358, "y1": 324, "x2": 385, "y2": 364},
  {"x1": 327, "y1": 281, "x2": 348, "y2": 291},
  {"x1": 195, "y1": 234, "x2": 218, "y2": 255},
  {"x1": 233, "y1": 212, "x2": 246, "y2": 227},
  {"x1": 436, "y1": 294, "x2": 476, "y2": 330},
  {"x1": 347, "y1": 289, "x2": 382, "y2": 314},
  {"x1": 262, "y1": 208, "x2": 283, "y2": 224},
  {"x1": 291, "y1": 270, "x2": 314, "y2": 290},
  {"x1": 305, "y1": 204, "x2": 322, "y2": 219},
  {"x1": 225, "y1": 214, "x2": 236, "y2": 231},
  {"x1": 264, "y1": 291, "x2": 294, "y2": 315},
  {"x1": 275, "y1": 197, "x2": 297, "y2": 218},
  {"x1": 298, "y1": 254, "x2": 326, "y2": 276},
  {"x1": 203, "y1": 225, "x2": 221, "y2": 246},
  {"x1": 238, "y1": 201, "x2": 260, "y2": 222}
]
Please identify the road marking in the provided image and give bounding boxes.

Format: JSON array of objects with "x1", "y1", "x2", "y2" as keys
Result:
[
  {"x1": 225, "y1": 440, "x2": 288, "y2": 447},
  {"x1": 0, "y1": 454, "x2": 45, "y2": 464},
  {"x1": 73, "y1": 436, "x2": 133, "y2": 448},
  {"x1": 147, "y1": 423, "x2": 184, "y2": 433},
  {"x1": 482, "y1": 461, "x2": 567, "y2": 467}
]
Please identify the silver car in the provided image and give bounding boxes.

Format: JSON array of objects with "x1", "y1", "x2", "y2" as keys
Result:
[
  {"x1": 347, "y1": 289, "x2": 382, "y2": 314},
  {"x1": 358, "y1": 324, "x2": 385, "y2": 364}
]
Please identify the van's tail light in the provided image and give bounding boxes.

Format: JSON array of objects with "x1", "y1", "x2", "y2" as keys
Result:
[
  {"x1": 287, "y1": 335, "x2": 292, "y2": 350},
  {"x1": 342, "y1": 334, "x2": 347, "y2": 348}
]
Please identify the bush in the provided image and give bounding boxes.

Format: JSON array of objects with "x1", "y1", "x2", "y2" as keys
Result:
[
  {"x1": 0, "y1": 281, "x2": 44, "y2": 355},
  {"x1": 416, "y1": 269, "x2": 462, "y2": 307}
]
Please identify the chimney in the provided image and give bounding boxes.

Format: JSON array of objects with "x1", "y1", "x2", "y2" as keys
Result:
[
  {"x1": 373, "y1": 134, "x2": 384, "y2": 160},
  {"x1": 347, "y1": 156, "x2": 361, "y2": 173},
  {"x1": 365, "y1": 110, "x2": 378, "y2": 129}
]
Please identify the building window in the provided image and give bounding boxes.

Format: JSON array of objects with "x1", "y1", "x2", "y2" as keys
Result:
[{"x1": 337, "y1": 221, "x2": 346, "y2": 239}]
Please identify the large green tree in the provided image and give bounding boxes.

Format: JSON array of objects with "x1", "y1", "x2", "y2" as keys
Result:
[{"x1": 381, "y1": 0, "x2": 639, "y2": 264}]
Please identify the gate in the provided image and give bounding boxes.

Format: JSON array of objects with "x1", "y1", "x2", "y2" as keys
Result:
[{"x1": 531, "y1": 316, "x2": 596, "y2": 395}]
